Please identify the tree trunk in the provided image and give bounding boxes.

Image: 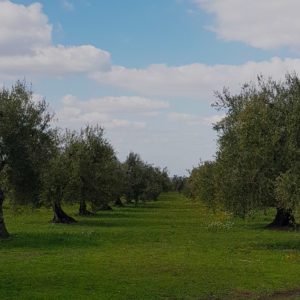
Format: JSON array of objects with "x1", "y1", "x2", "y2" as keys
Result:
[
  {"x1": 0, "y1": 189, "x2": 9, "y2": 239},
  {"x1": 125, "y1": 196, "x2": 132, "y2": 204},
  {"x1": 114, "y1": 197, "x2": 124, "y2": 207},
  {"x1": 51, "y1": 201, "x2": 77, "y2": 223},
  {"x1": 78, "y1": 199, "x2": 94, "y2": 216},
  {"x1": 267, "y1": 207, "x2": 296, "y2": 228},
  {"x1": 134, "y1": 198, "x2": 138, "y2": 207},
  {"x1": 98, "y1": 203, "x2": 112, "y2": 211}
]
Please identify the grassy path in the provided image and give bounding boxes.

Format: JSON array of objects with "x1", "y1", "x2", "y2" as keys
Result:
[{"x1": 0, "y1": 193, "x2": 300, "y2": 299}]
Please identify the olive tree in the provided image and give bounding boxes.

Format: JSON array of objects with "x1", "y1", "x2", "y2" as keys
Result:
[
  {"x1": 63, "y1": 125, "x2": 116, "y2": 215},
  {"x1": 0, "y1": 82, "x2": 54, "y2": 238},
  {"x1": 213, "y1": 74, "x2": 300, "y2": 226},
  {"x1": 186, "y1": 161, "x2": 217, "y2": 208},
  {"x1": 40, "y1": 140, "x2": 76, "y2": 224},
  {"x1": 123, "y1": 152, "x2": 147, "y2": 205}
]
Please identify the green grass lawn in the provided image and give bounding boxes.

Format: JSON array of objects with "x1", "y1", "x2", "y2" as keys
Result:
[{"x1": 1, "y1": 192, "x2": 300, "y2": 300}]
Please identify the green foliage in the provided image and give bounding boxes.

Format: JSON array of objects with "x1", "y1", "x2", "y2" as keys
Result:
[
  {"x1": 186, "y1": 161, "x2": 217, "y2": 208},
  {"x1": 0, "y1": 81, "x2": 54, "y2": 207},
  {"x1": 188, "y1": 74, "x2": 300, "y2": 221},
  {"x1": 275, "y1": 167, "x2": 300, "y2": 211},
  {"x1": 123, "y1": 152, "x2": 146, "y2": 203},
  {"x1": 123, "y1": 152, "x2": 171, "y2": 204},
  {"x1": 140, "y1": 166, "x2": 163, "y2": 202},
  {"x1": 215, "y1": 75, "x2": 300, "y2": 216},
  {"x1": 171, "y1": 175, "x2": 185, "y2": 193},
  {"x1": 40, "y1": 144, "x2": 68, "y2": 209},
  {"x1": 63, "y1": 125, "x2": 117, "y2": 211}
]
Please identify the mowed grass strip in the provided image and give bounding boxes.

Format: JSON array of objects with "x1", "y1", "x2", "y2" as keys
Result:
[{"x1": 0, "y1": 193, "x2": 300, "y2": 300}]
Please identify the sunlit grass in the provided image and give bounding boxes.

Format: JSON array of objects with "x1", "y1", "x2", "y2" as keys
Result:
[{"x1": 1, "y1": 193, "x2": 300, "y2": 299}]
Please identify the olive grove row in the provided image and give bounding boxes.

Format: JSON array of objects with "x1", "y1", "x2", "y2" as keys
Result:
[{"x1": 0, "y1": 82, "x2": 172, "y2": 238}]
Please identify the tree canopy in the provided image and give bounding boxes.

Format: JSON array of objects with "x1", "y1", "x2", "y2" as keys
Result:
[
  {"x1": 186, "y1": 74, "x2": 300, "y2": 227},
  {"x1": 0, "y1": 82, "x2": 55, "y2": 238},
  {"x1": 0, "y1": 82, "x2": 171, "y2": 238}
]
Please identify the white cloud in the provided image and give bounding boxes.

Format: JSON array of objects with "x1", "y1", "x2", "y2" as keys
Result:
[
  {"x1": 56, "y1": 94, "x2": 168, "y2": 129},
  {"x1": 0, "y1": 45, "x2": 110, "y2": 79},
  {"x1": 60, "y1": 94, "x2": 169, "y2": 113},
  {"x1": 0, "y1": 1, "x2": 51, "y2": 55},
  {"x1": 167, "y1": 112, "x2": 224, "y2": 126},
  {"x1": 0, "y1": 1, "x2": 111, "y2": 80},
  {"x1": 56, "y1": 107, "x2": 146, "y2": 130},
  {"x1": 167, "y1": 112, "x2": 195, "y2": 122},
  {"x1": 193, "y1": 0, "x2": 300, "y2": 52},
  {"x1": 91, "y1": 57, "x2": 300, "y2": 99},
  {"x1": 62, "y1": 0, "x2": 74, "y2": 11}
]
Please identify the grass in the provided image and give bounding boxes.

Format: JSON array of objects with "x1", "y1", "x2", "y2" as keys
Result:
[{"x1": 1, "y1": 192, "x2": 300, "y2": 300}]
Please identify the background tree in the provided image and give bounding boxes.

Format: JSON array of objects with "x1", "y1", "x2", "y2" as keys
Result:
[
  {"x1": 171, "y1": 175, "x2": 185, "y2": 193},
  {"x1": 40, "y1": 144, "x2": 76, "y2": 223},
  {"x1": 140, "y1": 166, "x2": 165, "y2": 202},
  {"x1": 63, "y1": 126, "x2": 116, "y2": 215},
  {"x1": 186, "y1": 161, "x2": 217, "y2": 208},
  {"x1": 0, "y1": 82, "x2": 54, "y2": 238},
  {"x1": 159, "y1": 167, "x2": 172, "y2": 193},
  {"x1": 111, "y1": 160, "x2": 126, "y2": 207},
  {"x1": 123, "y1": 152, "x2": 147, "y2": 205}
]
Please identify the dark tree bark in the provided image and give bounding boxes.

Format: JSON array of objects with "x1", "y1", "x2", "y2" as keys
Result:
[
  {"x1": 98, "y1": 203, "x2": 112, "y2": 211},
  {"x1": 78, "y1": 197, "x2": 94, "y2": 216},
  {"x1": 51, "y1": 201, "x2": 77, "y2": 223},
  {"x1": 267, "y1": 207, "x2": 296, "y2": 228},
  {"x1": 125, "y1": 196, "x2": 132, "y2": 204},
  {"x1": 0, "y1": 189, "x2": 9, "y2": 239},
  {"x1": 114, "y1": 197, "x2": 124, "y2": 207}
]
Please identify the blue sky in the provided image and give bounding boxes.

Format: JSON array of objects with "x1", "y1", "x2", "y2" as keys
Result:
[{"x1": 1, "y1": 0, "x2": 300, "y2": 175}]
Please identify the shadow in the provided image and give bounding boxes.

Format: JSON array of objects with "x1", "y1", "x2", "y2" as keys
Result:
[
  {"x1": 0, "y1": 231, "x2": 100, "y2": 250},
  {"x1": 74, "y1": 214, "x2": 170, "y2": 228},
  {"x1": 251, "y1": 239, "x2": 300, "y2": 251},
  {"x1": 72, "y1": 218, "x2": 134, "y2": 228},
  {"x1": 0, "y1": 198, "x2": 175, "y2": 250},
  {"x1": 78, "y1": 212, "x2": 137, "y2": 219}
]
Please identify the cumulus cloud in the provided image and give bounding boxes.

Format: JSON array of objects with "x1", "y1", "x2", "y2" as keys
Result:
[
  {"x1": 0, "y1": 45, "x2": 110, "y2": 80},
  {"x1": 193, "y1": 0, "x2": 300, "y2": 52},
  {"x1": 56, "y1": 94, "x2": 169, "y2": 129},
  {"x1": 56, "y1": 107, "x2": 146, "y2": 129},
  {"x1": 0, "y1": 1, "x2": 51, "y2": 55},
  {"x1": 0, "y1": 1, "x2": 111, "y2": 80},
  {"x1": 167, "y1": 112, "x2": 224, "y2": 126},
  {"x1": 60, "y1": 94, "x2": 169, "y2": 113},
  {"x1": 91, "y1": 57, "x2": 300, "y2": 99}
]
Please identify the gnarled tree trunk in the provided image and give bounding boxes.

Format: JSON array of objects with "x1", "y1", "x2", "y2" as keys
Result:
[
  {"x1": 78, "y1": 198, "x2": 94, "y2": 216},
  {"x1": 125, "y1": 196, "x2": 132, "y2": 204},
  {"x1": 98, "y1": 203, "x2": 112, "y2": 211},
  {"x1": 51, "y1": 201, "x2": 76, "y2": 223},
  {"x1": 114, "y1": 197, "x2": 124, "y2": 207},
  {"x1": 0, "y1": 189, "x2": 9, "y2": 239},
  {"x1": 267, "y1": 207, "x2": 296, "y2": 228}
]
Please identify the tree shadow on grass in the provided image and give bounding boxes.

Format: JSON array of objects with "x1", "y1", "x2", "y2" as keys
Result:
[
  {"x1": 73, "y1": 218, "x2": 136, "y2": 228},
  {"x1": 119, "y1": 202, "x2": 166, "y2": 210},
  {"x1": 74, "y1": 214, "x2": 170, "y2": 228},
  {"x1": 79, "y1": 212, "x2": 138, "y2": 219},
  {"x1": 0, "y1": 231, "x2": 101, "y2": 250},
  {"x1": 251, "y1": 239, "x2": 300, "y2": 251}
]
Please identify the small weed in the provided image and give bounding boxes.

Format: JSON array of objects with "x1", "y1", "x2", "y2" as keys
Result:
[{"x1": 207, "y1": 220, "x2": 234, "y2": 232}]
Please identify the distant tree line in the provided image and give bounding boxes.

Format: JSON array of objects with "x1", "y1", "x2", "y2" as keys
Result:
[
  {"x1": 185, "y1": 74, "x2": 300, "y2": 228},
  {"x1": 0, "y1": 81, "x2": 171, "y2": 238}
]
